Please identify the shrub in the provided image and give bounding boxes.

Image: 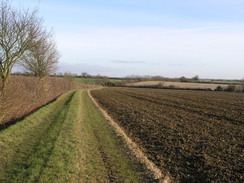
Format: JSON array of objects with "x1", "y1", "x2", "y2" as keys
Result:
[
  {"x1": 225, "y1": 85, "x2": 236, "y2": 92},
  {"x1": 103, "y1": 81, "x2": 116, "y2": 87},
  {"x1": 215, "y1": 86, "x2": 224, "y2": 91},
  {"x1": 0, "y1": 75, "x2": 83, "y2": 125},
  {"x1": 234, "y1": 85, "x2": 244, "y2": 92},
  {"x1": 157, "y1": 83, "x2": 165, "y2": 88},
  {"x1": 179, "y1": 76, "x2": 189, "y2": 82}
]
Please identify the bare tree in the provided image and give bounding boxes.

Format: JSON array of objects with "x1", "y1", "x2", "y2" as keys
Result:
[
  {"x1": 81, "y1": 72, "x2": 89, "y2": 78},
  {"x1": 179, "y1": 76, "x2": 188, "y2": 82},
  {"x1": 20, "y1": 35, "x2": 60, "y2": 78},
  {"x1": 0, "y1": 0, "x2": 44, "y2": 93},
  {"x1": 192, "y1": 75, "x2": 199, "y2": 81}
]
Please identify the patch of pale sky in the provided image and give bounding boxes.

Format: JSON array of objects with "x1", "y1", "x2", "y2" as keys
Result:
[
  {"x1": 56, "y1": 25, "x2": 244, "y2": 79},
  {"x1": 58, "y1": 26, "x2": 244, "y2": 59},
  {"x1": 11, "y1": 0, "x2": 244, "y2": 79}
]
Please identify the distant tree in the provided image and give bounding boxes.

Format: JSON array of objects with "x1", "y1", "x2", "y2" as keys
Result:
[
  {"x1": 152, "y1": 76, "x2": 164, "y2": 81},
  {"x1": 0, "y1": 0, "x2": 45, "y2": 93},
  {"x1": 81, "y1": 72, "x2": 89, "y2": 78},
  {"x1": 57, "y1": 72, "x2": 63, "y2": 77},
  {"x1": 215, "y1": 86, "x2": 223, "y2": 91},
  {"x1": 20, "y1": 34, "x2": 60, "y2": 78},
  {"x1": 179, "y1": 76, "x2": 188, "y2": 82},
  {"x1": 192, "y1": 75, "x2": 199, "y2": 81},
  {"x1": 225, "y1": 85, "x2": 236, "y2": 92}
]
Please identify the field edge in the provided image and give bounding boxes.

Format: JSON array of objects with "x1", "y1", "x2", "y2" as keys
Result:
[{"x1": 88, "y1": 89, "x2": 173, "y2": 183}]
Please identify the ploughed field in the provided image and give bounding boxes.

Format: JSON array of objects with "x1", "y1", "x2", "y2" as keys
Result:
[{"x1": 91, "y1": 88, "x2": 244, "y2": 182}]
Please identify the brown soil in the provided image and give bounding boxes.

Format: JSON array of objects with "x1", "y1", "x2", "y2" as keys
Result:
[
  {"x1": 88, "y1": 90, "x2": 171, "y2": 183},
  {"x1": 91, "y1": 88, "x2": 244, "y2": 183}
]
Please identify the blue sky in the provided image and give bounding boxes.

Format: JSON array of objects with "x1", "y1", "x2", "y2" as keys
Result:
[{"x1": 13, "y1": 0, "x2": 244, "y2": 79}]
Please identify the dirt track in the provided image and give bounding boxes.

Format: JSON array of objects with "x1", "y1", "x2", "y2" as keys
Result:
[
  {"x1": 0, "y1": 90, "x2": 154, "y2": 182},
  {"x1": 88, "y1": 90, "x2": 170, "y2": 182},
  {"x1": 91, "y1": 88, "x2": 244, "y2": 182}
]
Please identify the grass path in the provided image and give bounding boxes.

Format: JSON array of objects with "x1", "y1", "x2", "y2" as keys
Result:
[{"x1": 0, "y1": 90, "x2": 153, "y2": 183}]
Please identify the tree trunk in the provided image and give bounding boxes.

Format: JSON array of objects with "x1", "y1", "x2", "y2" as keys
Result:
[{"x1": 0, "y1": 76, "x2": 7, "y2": 96}]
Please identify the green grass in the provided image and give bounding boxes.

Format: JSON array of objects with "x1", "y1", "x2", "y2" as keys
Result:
[
  {"x1": 73, "y1": 78, "x2": 124, "y2": 85},
  {"x1": 0, "y1": 90, "x2": 145, "y2": 182},
  {"x1": 79, "y1": 91, "x2": 143, "y2": 182},
  {"x1": 73, "y1": 78, "x2": 101, "y2": 85},
  {"x1": 0, "y1": 91, "x2": 76, "y2": 182},
  {"x1": 108, "y1": 79, "x2": 124, "y2": 82}
]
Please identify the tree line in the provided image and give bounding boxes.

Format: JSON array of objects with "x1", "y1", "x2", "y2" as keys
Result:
[{"x1": 0, "y1": 0, "x2": 59, "y2": 94}]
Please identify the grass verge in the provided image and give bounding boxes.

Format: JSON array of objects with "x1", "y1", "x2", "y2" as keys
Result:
[{"x1": 0, "y1": 90, "x2": 150, "y2": 182}]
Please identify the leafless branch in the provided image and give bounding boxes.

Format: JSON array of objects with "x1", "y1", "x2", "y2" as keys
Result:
[
  {"x1": 0, "y1": 0, "x2": 46, "y2": 92},
  {"x1": 20, "y1": 34, "x2": 60, "y2": 78}
]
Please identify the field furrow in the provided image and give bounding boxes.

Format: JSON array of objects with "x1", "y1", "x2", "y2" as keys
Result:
[
  {"x1": 118, "y1": 89, "x2": 243, "y2": 124},
  {"x1": 91, "y1": 87, "x2": 244, "y2": 183}
]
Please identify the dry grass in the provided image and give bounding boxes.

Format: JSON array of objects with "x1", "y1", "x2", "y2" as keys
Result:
[
  {"x1": 0, "y1": 75, "x2": 90, "y2": 125},
  {"x1": 127, "y1": 81, "x2": 236, "y2": 90}
]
